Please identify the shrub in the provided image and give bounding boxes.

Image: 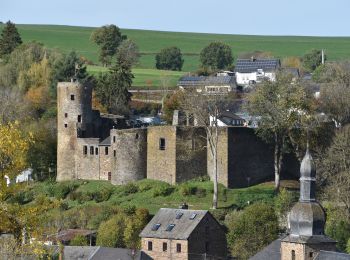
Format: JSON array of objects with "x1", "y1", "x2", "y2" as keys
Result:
[
  {"x1": 93, "y1": 188, "x2": 113, "y2": 203},
  {"x1": 122, "y1": 204, "x2": 136, "y2": 215},
  {"x1": 53, "y1": 182, "x2": 77, "y2": 199},
  {"x1": 7, "y1": 190, "x2": 34, "y2": 204},
  {"x1": 70, "y1": 234, "x2": 88, "y2": 246},
  {"x1": 195, "y1": 188, "x2": 207, "y2": 198},
  {"x1": 152, "y1": 185, "x2": 174, "y2": 197},
  {"x1": 137, "y1": 181, "x2": 153, "y2": 192},
  {"x1": 179, "y1": 184, "x2": 197, "y2": 196},
  {"x1": 122, "y1": 182, "x2": 139, "y2": 196}
]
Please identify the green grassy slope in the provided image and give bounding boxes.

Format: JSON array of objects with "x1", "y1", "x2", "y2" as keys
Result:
[{"x1": 2, "y1": 24, "x2": 350, "y2": 72}]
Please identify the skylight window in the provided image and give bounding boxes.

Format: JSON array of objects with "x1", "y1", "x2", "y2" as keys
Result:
[
  {"x1": 190, "y1": 213, "x2": 197, "y2": 220},
  {"x1": 176, "y1": 212, "x2": 183, "y2": 219},
  {"x1": 151, "y1": 223, "x2": 161, "y2": 231},
  {"x1": 166, "y1": 224, "x2": 175, "y2": 231}
]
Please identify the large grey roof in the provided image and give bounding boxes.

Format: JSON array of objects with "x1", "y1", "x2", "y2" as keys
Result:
[
  {"x1": 235, "y1": 59, "x2": 280, "y2": 73},
  {"x1": 249, "y1": 239, "x2": 281, "y2": 260},
  {"x1": 177, "y1": 76, "x2": 235, "y2": 87},
  {"x1": 99, "y1": 136, "x2": 111, "y2": 146},
  {"x1": 315, "y1": 250, "x2": 350, "y2": 260},
  {"x1": 139, "y1": 208, "x2": 208, "y2": 239}
]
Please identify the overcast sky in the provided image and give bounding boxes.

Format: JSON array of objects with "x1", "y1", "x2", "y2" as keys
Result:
[{"x1": 2, "y1": 0, "x2": 350, "y2": 36}]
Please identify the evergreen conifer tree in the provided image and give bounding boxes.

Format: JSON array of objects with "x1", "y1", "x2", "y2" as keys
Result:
[{"x1": 0, "y1": 21, "x2": 22, "y2": 57}]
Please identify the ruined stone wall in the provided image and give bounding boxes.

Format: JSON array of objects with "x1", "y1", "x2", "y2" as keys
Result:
[
  {"x1": 75, "y1": 138, "x2": 100, "y2": 180},
  {"x1": 175, "y1": 127, "x2": 207, "y2": 183},
  {"x1": 207, "y1": 127, "x2": 229, "y2": 187},
  {"x1": 57, "y1": 81, "x2": 93, "y2": 181},
  {"x1": 111, "y1": 128, "x2": 147, "y2": 185},
  {"x1": 147, "y1": 126, "x2": 177, "y2": 184}
]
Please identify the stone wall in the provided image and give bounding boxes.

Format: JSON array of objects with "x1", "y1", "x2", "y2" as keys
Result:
[
  {"x1": 147, "y1": 126, "x2": 177, "y2": 184},
  {"x1": 141, "y1": 238, "x2": 188, "y2": 260},
  {"x1": 281, "y1": 241, "x2": 337, "y2": 260},
  {"x1": 99, "y1": 144, "x2": 112, "y2": 181},
  {"x1": 76, "y1": 138, "x2": 100, "y2": 180},
  {"x1": 111, "y1": 128, "x2": 147, "y2": 185}
]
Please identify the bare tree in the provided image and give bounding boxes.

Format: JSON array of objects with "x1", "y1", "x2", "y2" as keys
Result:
[{"x1": 181, "y1": 89, "x2": 231, "y2": 209}]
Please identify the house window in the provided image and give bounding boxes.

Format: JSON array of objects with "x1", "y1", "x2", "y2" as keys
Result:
[
  {"x1": 176, "y1": 243, "x2": 181, "y2": 253},
  {"x1": 159, "y1": 138, "x2": 166, "y2": 150},
  {"x1": 90, "y1": 146, "x2": 94, "y2": 155},
  {"x1": 105, "y1": 147, "x2": 108, "y2": 155},
  {"x1": 64, "y1": 113, "x2": 68, "y2": 118},
  {"x1": 113, "y1": 136, "x2": 116, "y2": 143},
  {"x1": 291, "y1": 250, "x2": 295, "y2": 260},
  {"x1": 114, "y1": 150, "x2": 116, "y2": 157},
  {"x1": 78, "y1": 115, "x2": 81, "y2": 123},
  {"x1": 83, "y1": 146, "x2": 87, "y2": 155},
  {"x1": 108, "y1": 172, "x2": 111, "y2": 181},
  {"x1": 309, "y1": 252, "x2": 313, "y2": 258},
  {"x1": 162, "y1": 242, "x2": 167, "y2": 252},
  {"x1": 64, "y1": 124, "x2": 67, "y2": 128},
  {"x1": 70, "y1": 94, "x2": 75, "y2": 100},
  {"x1": 136, "y1": 133, "x2": 139, "y2": 139},
  {"x1": 95, "y1": 147, "x2": 98, "y2": 155},
  {"x1": 148, "y1": 241, "x2": 153, "y2": 251},
  {"x1": 166, "y1": 224, "x2": 175, "y2": 231},
  {"x1": 151, "y1": 224, "x2": 161, "y2": 231}
]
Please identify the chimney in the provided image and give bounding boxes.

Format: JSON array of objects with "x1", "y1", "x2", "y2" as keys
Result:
[
  {"x1": 179, "y1": 203, "x2": 188, "y2": 209},
  {"x1": 251, "y1": 56, "x2": 255, "y2": 62}
]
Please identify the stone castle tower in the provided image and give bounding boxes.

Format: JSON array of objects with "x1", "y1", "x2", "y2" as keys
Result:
[
  {"x1": 280, "y1": 147, "x2": 337, "y2": 260},
  {"x1": 57, "y1": 80, "x2": 93, "y2": 181}
]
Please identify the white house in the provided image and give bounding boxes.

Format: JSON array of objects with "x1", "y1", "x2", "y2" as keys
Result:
[
  {"x1": 177, "y1": 76, "x2": 236, "y2": 95},
  {"x1": 4, "y1": 168, "x2": 33, "y2": 186},
  {"x1": 235, "y1": 58, "x2": 280, "y2": 87},
  {"x1": 210, "y1": 111, "x2": 246, "y2": 127}
]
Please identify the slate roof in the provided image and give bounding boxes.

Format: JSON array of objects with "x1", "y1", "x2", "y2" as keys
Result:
[
  {"x1": 219, "y1": 111, "x2": 245, "y2": 121},
  {"x1": 99, "y1": 136, "x2": 111, "y2": 146},
  {"x1": 315, "y1": 250, "x2": 350, "y2": 260},
  {"x1": 249, "y1": 239, "x2": 281, "y2": 260},
  {"x1": 177, "y1": 76, "x2": 235, "y2": 87},
  {"x1": 63, "y1": 246, "x2": 150, "y2": 260},
  {"x1": 139, "y1": 208, "x2": 208, "y2": 239},
  {"x1": 235, "y1": 59, "x2": 280, "y2": 73}
]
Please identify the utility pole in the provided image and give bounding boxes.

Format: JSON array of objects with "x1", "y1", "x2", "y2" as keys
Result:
[{"x1": 321, "y1": 49, "x2": 325, "y2": 65}]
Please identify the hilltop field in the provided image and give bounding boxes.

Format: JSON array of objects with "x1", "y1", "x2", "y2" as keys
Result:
[{"x1": 2, "y1": 24, "x2": 350, "y2": 87}]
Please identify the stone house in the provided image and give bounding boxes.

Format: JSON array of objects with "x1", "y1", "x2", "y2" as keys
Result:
[{"x1": 140, "y1": 208, "x2": 227, "y2": 260}]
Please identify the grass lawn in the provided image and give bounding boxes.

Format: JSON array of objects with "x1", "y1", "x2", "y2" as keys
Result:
[
  {"x1": 2, "y1": 24, "x2": 350, "y2": 73},
  {"x1": 87, "y1": 65, "x2": 186, "y2": 88}
]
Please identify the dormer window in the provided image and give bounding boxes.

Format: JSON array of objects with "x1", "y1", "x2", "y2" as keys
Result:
[{"x1": 151, "y1": 223, "x2": 161, "y2": 231}]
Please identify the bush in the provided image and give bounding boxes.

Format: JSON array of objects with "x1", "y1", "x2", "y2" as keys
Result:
[
  {"x1": 93, "y1": 188, "x2": 113, "y2": 203},
  {"x1": 137, "y1": 181, "x2": 153, "y2": 192},
  {"x1": 122, "y1": 204, "x2": 136, "y2": 215},
  {"x1": 122, "y1": 182, "x2": 139, "y2": 196},
  {"x1": 152, "y1": 184, "x2": 174, "y2": 197},
  {"x1": 179, "y1": 184, "x2": 197, "y2": 196},
  {"x1": 53, "y1": 182, "x2": 78, "y2": 199},
  {"x1": 195, "y1": 188, "x2": 207, "y2": 198},
  {"x1": 155, "y1": 46, "x2": 184, "y2": 71},
  {"x1": 69, "y1": 191, "x2": 93, "y2": 204},
  {"x1": 7, "y1": 190, "x2": 34, "y2": 204},
  {"x1": 70, "y1": 234, "x2": 88, "y2": 246}
]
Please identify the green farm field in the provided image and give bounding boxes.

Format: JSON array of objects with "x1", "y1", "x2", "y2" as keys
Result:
[{"x1": 2, "y1": 24, "x2": 350, "y2": 86}]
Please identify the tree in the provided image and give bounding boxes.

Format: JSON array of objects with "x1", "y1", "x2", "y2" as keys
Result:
[
  {"x1": 200, "y1": 42, "x2": 233, "y2": 70},
  {"x1": 321, "y1": 125, "x2": 350, "y2": 217},
  {"x1": 70, "y1": 235, "x2": 88, "y2": 246},
  {"x1": 162, "y1": 90, "x2": 184, "y2": 124},
  {"x1": 245, "y1": 73, "x2": 309, "y2": 191},
  {"x1": 50, "y1": 51, "x2": 91, "y2": 97},
  {"x1": 227, "y1": 202, "x2": 279, "y2": 259},
  {"x1": 318, "y1": 62, "x2": 350, "y2": 127},
  {"x1": 302, "y1": 49, "x2": 325, "y2": 72},
  {"x1": 95, "y1": 58, "x2": 133, "y2": 115},
  {"x1": 155, "y1": 46, "x2": 184, "y2": 71},
  {"x1": 116, "y1": 39, "x2": 140, "y2": 68},
  {"x1": 90, "y1": 24, "x2": 126, "y2": 66},
  {"x1": 96, "y1": 214, "x2": 126, "y2": 247},
  {"x1": 282, "y1": 56, "x2": 302, "y2": 69},
  {"x1": 0, "y1": 21, "x2": 22, "y2": 57},
  {"x1": 180, "y1": 89, "x2": 232, "y2": 209}
]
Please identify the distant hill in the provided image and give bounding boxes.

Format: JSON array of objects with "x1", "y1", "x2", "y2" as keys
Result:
[{"x1": 1, "y1": 24, "x2": 350, "y2": 72}]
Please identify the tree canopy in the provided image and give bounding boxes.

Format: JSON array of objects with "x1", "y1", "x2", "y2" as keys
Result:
[
  {"x1": 155, "y1": 46, "x2": 184, "y2": 71},
  {"x1": 199, "y1": 42, "x2": 233, "y2": 70},
  {"x1": 0, "y1": 21, "x2": 22, "y2": 57},
  {"x1": 302, "y1": 49, "x2": 325, "y2": 72},
  {"x1": 90, "y1": 24, "x2": 126, "y2": 66}
]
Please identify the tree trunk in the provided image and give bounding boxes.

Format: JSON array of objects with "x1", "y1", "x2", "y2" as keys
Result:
[
  {"x1": 212, "y1": 148, "x2": 218, "y2": 209},
  {"x1": 274, "y1": 133, "x2": 280, "y2": 192}
]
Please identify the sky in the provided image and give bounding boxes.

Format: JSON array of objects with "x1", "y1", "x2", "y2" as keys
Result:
[{"x1": 1, "y1": 0, "x2": 350, "y2": 36}]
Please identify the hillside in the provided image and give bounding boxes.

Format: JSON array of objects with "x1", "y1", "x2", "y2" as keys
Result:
[{"x1": 2, "y1": 24, "x2": 350, "y2": 87}]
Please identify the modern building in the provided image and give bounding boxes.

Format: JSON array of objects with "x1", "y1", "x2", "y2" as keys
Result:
[
  {"x1": 140, "y1": 208, "x2": 227, "y2": 260},
  {"x1": 177, "y1": 76, "x2": 236, "y2": 94}
]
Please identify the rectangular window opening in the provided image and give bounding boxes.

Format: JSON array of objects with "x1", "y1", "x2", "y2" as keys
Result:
[
  {"x1": 151, "y1": 223, "x2": 161, "y2": 231},
  {"x1": 64, "y1": 123, "x2": 68, "y2": 128},
  {"x1": 159, "y1": 138, "x2": 166, "y2": 150},
  {"x1": 108, "y1": 172, "x2": 111, "y2": 181},
  {"x1": 114, "y1": 150, "x2": 116, "y2": 157},
  {"x1": 105, "y1": 147, "x2": 108, "y2": 155},
  {"x1": 64, "y1": 113, "x2": 68, "y2": 118},
  {"x1": 148, "y1": 241, "x2": 153, "y2": 251},
  {"x1": 90, "y1": 146, "x2": 94, "y2": 155},
  {"x1": 176, "y1": 243, "x2": 181, "y2": 253},
  {"x1": 113, "y1": 136, "x2": 116, "y2": 143},
  {"x1": 95, "y1": 147, "x2": 98, "y2": 155},
  {"x1": 162, "y1": 242, "x2": 167, "y2": 252},
  {"x1": 166, "y1": 224, "x2": 175, "y2": 231},
  {"x1": 83, "y1": 146, "x2": 87, "y2": 155},
  {"x1": 70, "y1": 94, "x2": 75, "y2": 100},
  {"x1": 78, "y1": 115, "x2": 81, "y2": 123}
]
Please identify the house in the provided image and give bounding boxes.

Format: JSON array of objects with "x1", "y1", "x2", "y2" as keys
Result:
[
  {"x1": 235, "y1": 58, "x2": 280, "y2": 88},
  {"x1": 177, "y1": 76, "x2": 236, "y2": 94},
  {"x1": 210, "y1": 110, "x2": 246, "y2": 127},
  {"x1": 250, "y1": 148, "x2": 350, "y2": 260},
  {"x1": 140, "y1": 208, "x2": 227, "y2": 260}
]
